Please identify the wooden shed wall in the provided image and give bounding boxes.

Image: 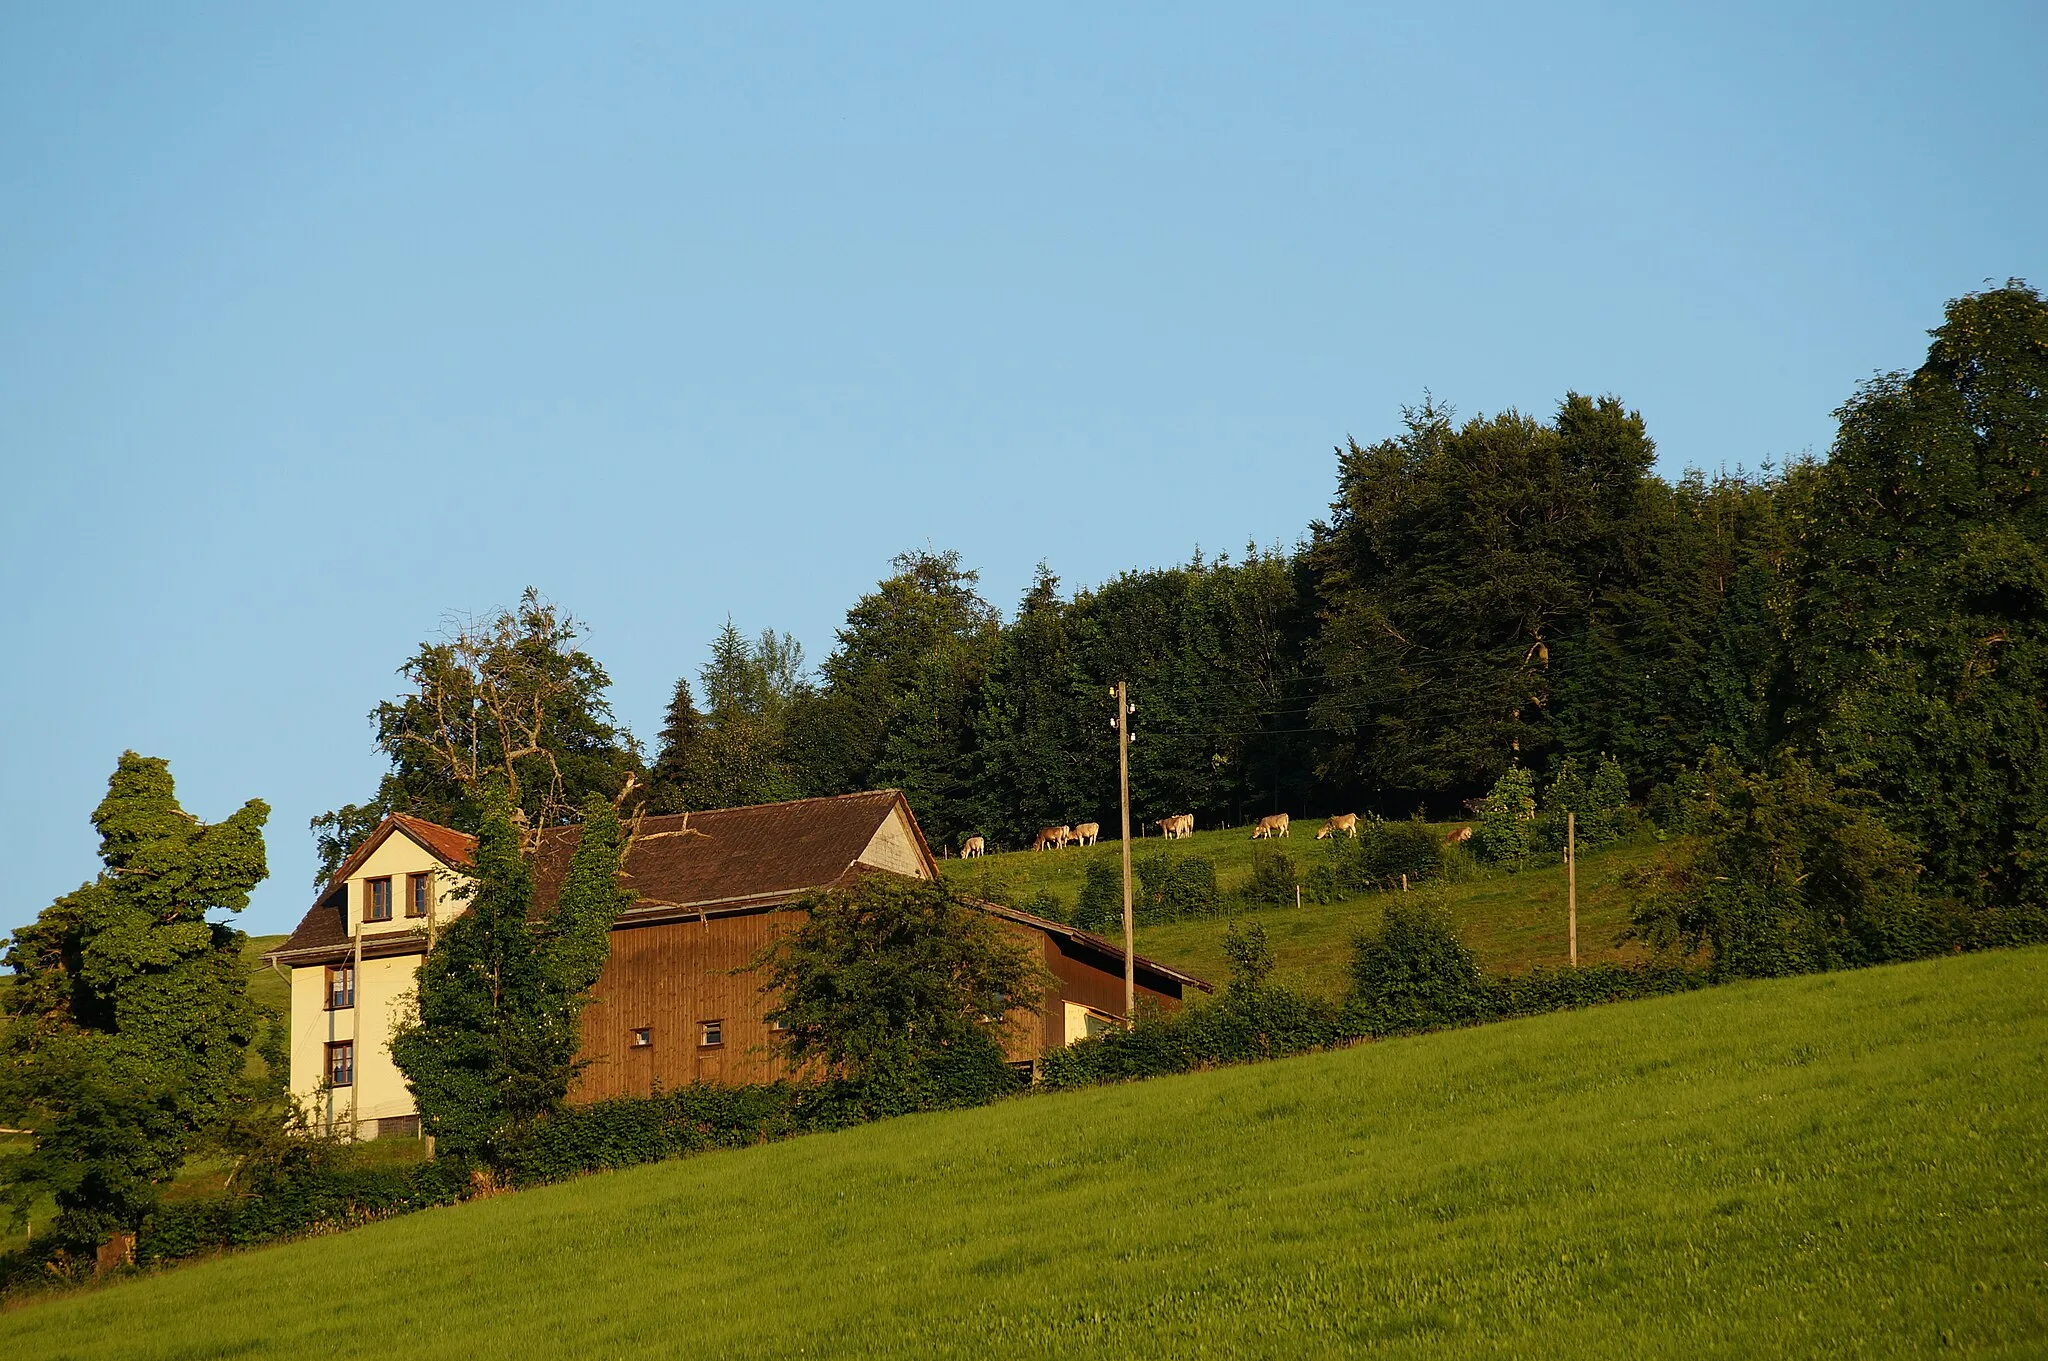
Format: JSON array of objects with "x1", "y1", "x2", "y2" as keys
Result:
[{"x1": 570, "y1": 906, "x2": 1188, "y2": 1101}]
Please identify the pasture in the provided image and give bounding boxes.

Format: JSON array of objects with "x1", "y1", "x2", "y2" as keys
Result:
[
  {"x1": 4, "y1": 945, "x2": 2042, "y2": 1356},
  {"x1": 942, "y1": 824, "x2": 1666, "y2": 995}
]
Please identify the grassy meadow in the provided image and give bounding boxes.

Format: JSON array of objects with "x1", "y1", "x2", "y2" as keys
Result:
[
  {"x1": 6, "y1": 945, "x2": 2044, "y2": 1357},
  {"x1": 941, "y1": 824, "x2": 1665, "y2": 997}
]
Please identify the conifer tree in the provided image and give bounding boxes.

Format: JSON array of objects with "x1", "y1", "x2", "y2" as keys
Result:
[{"x1": 0, "y1": 754, "x2": 270, "y2": 1247}]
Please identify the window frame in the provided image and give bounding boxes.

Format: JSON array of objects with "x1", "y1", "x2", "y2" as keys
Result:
[
  {"x1": 363, "y1": 876, "x2": 394, "y2": 923},
  {"x1": 325, "y1": 1040, "x2": 355, "y2": 1088},
  {"x1": 698, "y1": 1019, "x2": 725, "y2": 1050},
  {"x1": 406, "y1": 871, "x2": 431, "y2": 919},
  {"x1": 324, "y1": 963, "x2": 355, "y2": 1011},
  {"x1": 630, "y1": 1027, "x2": 653, "y2": 1049}
]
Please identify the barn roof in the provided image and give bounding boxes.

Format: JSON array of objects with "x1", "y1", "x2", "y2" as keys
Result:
[{"x1": 267, "y1": 790, "x2": 928, "y2": 963}]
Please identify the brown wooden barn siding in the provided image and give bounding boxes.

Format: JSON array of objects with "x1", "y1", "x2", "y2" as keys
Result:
[
  {"x1": 572, "y1": 912, "x2": 795, "y2": 1099},
  {"x1": 571, "y1": 908, "x2": 1182, "y2": 1100}
]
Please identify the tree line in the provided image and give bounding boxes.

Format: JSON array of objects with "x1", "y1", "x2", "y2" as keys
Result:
[{"x1": 315, "y1": 281, "x2": 2047, "y2": 926}]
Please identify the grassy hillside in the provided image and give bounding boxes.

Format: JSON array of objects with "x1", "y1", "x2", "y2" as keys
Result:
[
  {"x1": 942, "y1": 826, "x2": 1665, "y2": 996},
  {"x1": 7, "y1": 947, "x2": 2044, "y2": 1357}
]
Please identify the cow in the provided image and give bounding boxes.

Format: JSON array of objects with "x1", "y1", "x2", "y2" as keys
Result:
[
  {"x1": 1250, "y1": 813, "x2": 1291, "y2": 840},
  {"x1": 1073, "y1": 821, "x2": 1100, "y2": 847},
  {"x1": 1316, "y1": 813, "x2": 1360, "y2": 841},
  {"x1": 1156, "y1": 813, "x2": 1194, "y2": 840},
  {"x1": 962, "y1": 835, "x2": 985, "y2": 858},
  {"x1": 1032, "y1": 825, "x2": 1073, "y2": 852},
  {"x1": 1444, "y1": 826, "x2": 1473, "y2": 845}
]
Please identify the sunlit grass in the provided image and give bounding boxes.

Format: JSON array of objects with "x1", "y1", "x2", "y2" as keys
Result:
[
  {"x1": 7, "y1": 947, "x2": 2044, "y2": 1357},
  {"x1": 942, "y1": 826, "x2": 1668, "y2": 995}
]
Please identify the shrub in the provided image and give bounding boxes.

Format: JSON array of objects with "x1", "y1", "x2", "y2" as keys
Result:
[
  {"x1": 1074, "y1": 860, "x2": 1123, "y2": 934},
  {"x1": 1038, "y1": 986, "x2": 1347, "y2": 1088},
  {"x1": 1241, "y1": 849, "x2": 1299, "y2": 905},
  {"x1": 1344, "y1": 901, "x2": 1488, "y2": 1035},
  {"x1": 1133, "y1": 854, "x2": 1221, "y2": 922},
  {"x1": 1020, "y1": 887, "x2": 1068, "y2": 923},
  {"x1": 1474, "y1": 767, "x2": 1537, "y2": 867}
]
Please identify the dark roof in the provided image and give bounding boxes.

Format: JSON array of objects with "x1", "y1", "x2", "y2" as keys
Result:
[
  {"x1": 967, "y1": 896, "x2": 1214, "y2": 994},
  {"x1": 268, "y1": 791, "x2": 921, "y2": 963}
]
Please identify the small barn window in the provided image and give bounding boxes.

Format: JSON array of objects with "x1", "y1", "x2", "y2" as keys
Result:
[
  {"x1": 364, "y1": 877, "x2": 393, "y2": 923},
  {"x1": 698, "y1": 1019, "x2": 724, "y2": 1049},
  {"x1": 630, "y1": 1027, "x2": 652, "y2": 1049}
]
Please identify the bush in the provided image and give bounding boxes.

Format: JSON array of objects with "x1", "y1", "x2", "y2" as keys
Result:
[
  {"x1": 1038, "y1": 986, "x2": 1347, "y2": 1088},
  {"x1": 1344, "y1": 901, "x2": 1489, "y2": 1035},
  {"x1": 1474, "y1": 768, "x2": 1538, "y2": 867},
  {"x1": 1241, "y1": 849, "x2": 1299, "y2": 905},
  {"x1": 1487, "y1": 962, "x2": 1709, "y2": 1018},
  {"x1": 1134, "y1": 853, "x2": 1221, "y2": 922},
  {"x1": 1074, "y1": 860, "x2": 1123, "y2": 934},
  {"x1": 1019, "y1": 887, "x2": 1068, "y2": 923}
]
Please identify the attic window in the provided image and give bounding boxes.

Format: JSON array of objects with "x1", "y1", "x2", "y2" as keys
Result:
[
  {"x1": 630, "y1": 1027, "x2": 652, "y2": 1049},
  {"x1": 364, "y1": 877, "x2": 393, "y2": 923},
  {"x1": 699, "y1": 1019, "x2": 724, "y2": 1049}
]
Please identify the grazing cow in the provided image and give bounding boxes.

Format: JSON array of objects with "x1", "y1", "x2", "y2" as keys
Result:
[
  {"x1": 1250, "y1": 813, "x2": 1291, "y2": 841},
  {"x1": 1156, "y1": 813, "x2": 1194, "y2": 840},
  {"x1": 1032, "y1": 825, "x2": 1073, "y2": 852},
  {"x1": 1444, "y1": 826, "x2": 1473, "y2": 845},
  {"x1": 1316, "y1": 813, "x2": 1360, "y2": 841},
  {"x1": 1073, "y1": 821, "x2": 1100, "y2": 847},
  {"x1": 962, "y1": 835, "x2": 985, "y2": 858}
]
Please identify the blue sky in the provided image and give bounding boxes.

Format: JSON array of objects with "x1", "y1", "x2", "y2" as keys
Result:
[{"x1": 3, "y1": 2, "x2": 2043, "y2": 938}]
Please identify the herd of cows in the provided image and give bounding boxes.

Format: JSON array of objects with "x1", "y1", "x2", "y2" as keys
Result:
[{"x1": 956, "y1": 809, "x2": 1458, "y2": 857}]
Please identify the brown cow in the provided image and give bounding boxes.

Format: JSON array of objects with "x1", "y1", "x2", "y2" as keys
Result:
[
  {"x1": 1250, "y1": 813, "x2": 1291, "y2": 840},
  {"x1": 1032, "y1": 825, "x2": 1073, "y2": 852},
  {"x1": 1156, "y1": 813, "x2": 1194, "y2": 840},
  {"x1": 1072, "y1": 821, "x2": 1100, "y2": 847},
  {"x1": 961, "y1": 835, "x2": 986, "y2": 858},
  {"x1": 1444, "y1": 826, "x2": 1473, "y2": 845},
  {"x1": 1316, "y1": 813, "x2": 1360, "y2": 841}
]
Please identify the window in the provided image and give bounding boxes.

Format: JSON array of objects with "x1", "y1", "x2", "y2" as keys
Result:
[
  {"x1": 630, "y1": 1027, "x2": 652, "y2": 1049},
  {"x1": 364, "y1": 877, "x2": 393, "y2": 923},
  {"x1": 406, "y1": 872, "x2": 431, "y2": 918},
  {"x1": 698, "y1": 1019, "x2": 724, "y2": 1049},
  {"x1": 325, "y1": 1041, "x2": 354, "y2": 1088},
  {"x1": 325, "y1": 963, "x2": 355, "y2": 1010},
  {"x1": 769, "y1": 1016, "x2": 790, "y2": 1033}
]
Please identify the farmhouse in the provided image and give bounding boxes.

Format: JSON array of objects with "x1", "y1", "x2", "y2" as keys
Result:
[{"x1": 266, "y1": 790, "x2": 1206, "y2": 1136}]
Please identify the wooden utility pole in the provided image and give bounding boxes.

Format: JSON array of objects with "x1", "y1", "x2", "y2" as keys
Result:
[
  {"x1": 1567, "y1": 811, "x2": 1578, "y2": 968},
  {"x1": 1115, "y1": 680, "x2": 1135, "y2": 1024}
]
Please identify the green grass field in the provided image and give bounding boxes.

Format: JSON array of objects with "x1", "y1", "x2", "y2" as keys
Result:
[
  {"x1": 942, "y1": 826, "x2": 1665, "y2": 996},
  {"x1": 7, "y1": 946, "x2": 2043, "y2": 1357}
]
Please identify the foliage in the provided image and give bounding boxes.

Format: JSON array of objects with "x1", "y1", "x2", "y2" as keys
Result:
[
  {"x1": 1221, "y1": 920, "x2": 1275, "y2": 996},
  {"x1": 1535, "y1": 755, "x2": 1631, "y2": 852},
  {"x1": 1240, "y1": 848, "x2": 1299, "y2": 905},
  {"x1": 1133, "y1": 853, "x2": 1221, "y2": 923},
  {"x1": 0, "y1": 754, "x2": 271, "y2": 1246},
  {"x1": 1787, "y1": 281, "x2": 2048, "y2": 913},
  {"x1": 1624, "y1": 754, "x2": 1934, "y2": 978},
  {"x1": 1300, "y1": 818, "x2": 1443, "y2": 901},
  {"x1": 756, "y1": 874, "x2": 1044, "y2": 1101},
  {"x1": 647, "y1": 621, "x2": 808, "y2": 812},
  {"x1": 1038, "y1": 985, "x2": 1347, "y2": 1088},
  {"x1": 310, "y1": 591, "x2": 641, "y2": 883},
  {"x1": 1344, "y1": 900, "x2": 1488, "y2": 1036},
  {"x1": 1073, "y1": 859, "x2": 1124, "y2": 935},
  {"x1": 390, "y1": 793, "x2": 631, "y2": 1164},
  {"x1": 1473, "y1": 766, "x2": 1537, "y2": 866}
]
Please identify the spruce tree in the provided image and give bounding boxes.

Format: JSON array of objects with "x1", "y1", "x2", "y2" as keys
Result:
[{"x1": 0, "y1": 754, "x2": 270, "y2": 1247}]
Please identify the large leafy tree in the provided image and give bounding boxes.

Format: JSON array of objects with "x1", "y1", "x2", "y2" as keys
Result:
[
  {"x1": 1788, "y1": 281, "x2": 2048, "y2": 911},
  {"x1": 789, "y1": 549, "x2": 1001, "y2": 843},
  {"x1": 0, "y1": 754, "x2": 270, "y2": 1246},
  {"x1": 758, "y1": 875, "x2": 1042, "y2": 1100},
  {"x1": 389, "y1": 792, "x2": 632, "y2": 1165},
  {"x1": 311, "y1": 590, "x2": 642, "y2": 883}
]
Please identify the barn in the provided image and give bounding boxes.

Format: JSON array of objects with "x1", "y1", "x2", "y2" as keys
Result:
[{"x1": 266, "y1": 790, "x2": 1208, "y2": 1136}]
